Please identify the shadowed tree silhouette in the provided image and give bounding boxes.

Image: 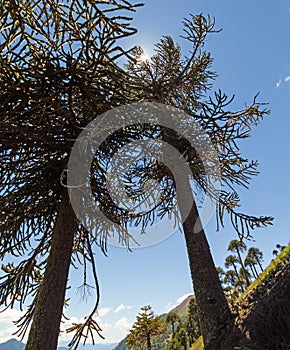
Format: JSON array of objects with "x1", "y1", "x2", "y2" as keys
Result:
[
  {"x1": 225, "y1": 255, "x2": 244, "y2": 293},
  {"x1": 166, "y1": 312, "x2": 180, "y2": 337},
  {"x1": 224, "y1": 269, "x2": 236, "y2": 289},
  {"x1": 124, "y1": 17, "x2": 273, "y2": 347},
  {"x1": 247, "y1": 247, "x2": 264, "y2": 273},
  {"x1": 1, "y1": 3, "x2": 273, "y2": 349},
  {"x1": 185, "y1": 298, "x2": 201, "y2": 346},
  {"x1": 244, "y1": 255, "x2": 259, "y2": 279},
  {"x1": 216, "y1": 267, "x2": 226, "y2": 285},
  {"x1": 228, "y1": 240, "x2": 251, "y2": 287},
  {"x1": 0, "y1": 1, "x2": 143, "y2": 349}
]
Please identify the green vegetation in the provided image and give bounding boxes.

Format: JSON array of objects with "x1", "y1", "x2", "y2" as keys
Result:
[
  {"x1": 217, "y1": 240, "x2": 266, "y2": 301},
  {"x1": 126, "y1": 306, "x2": 167, "y2": 350},
  {"x1": 118, "y1": 298, "x2": 201, "y2": 350},
  {"x1": 166, "y1": 299, "x2": 201, "y2": 350},
  {"x1": 1, "y1": 0, "x2": 274, "y2": 348},
  {"x1": 190, "y1": 243, "x2": 290, "y2": 350},
  {"x1": 189, "y1": 337, "x2": 204, "y2": 350},
  {"x1": 119, "y1": 243, "x2": 289, "y2": 350},
  {"x1": 237, "y1": 243, "x2": 290, "y2": 300}
]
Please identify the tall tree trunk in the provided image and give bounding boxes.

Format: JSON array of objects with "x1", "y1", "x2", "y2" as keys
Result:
[
  {"x1": 147, "y1": 331, "x2": 151, "y2": 350},
  {"x1": 254, "y1": 253, "x2": 263, "y2": 272},
  {"x1": 232, "y1": 262, "x2": 245, "y2": 293},
  {"x1": 235, "y1": 248, "x2": 250, "y2": 286},
  {"x1": 177, "y1": 178, "x2": 235, "y2": 349},
  {"x1": 171, "y1": 321, "x2": 175, "y2": 336},
  {"x1": 252, "y1": 263, "x2": 260, "y2": 278},
  {"x1": 26, "y1": 190, "x2": 77, "y2": 350},
  {"x1": 249, "y1": 263, "x2": 257, "y2": 279}
]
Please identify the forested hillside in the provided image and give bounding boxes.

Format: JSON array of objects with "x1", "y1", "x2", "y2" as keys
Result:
[
  {"x1": 191, "y1": 244, "x2": 290, "y2": 350},
  {"x1": 117, "y1": 244, "x2": 290, "y2": 350}
]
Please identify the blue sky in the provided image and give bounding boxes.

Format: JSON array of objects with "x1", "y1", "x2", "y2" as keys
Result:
[{"x1": 1, "y1": 0, "x2": 290, "y2": 345}]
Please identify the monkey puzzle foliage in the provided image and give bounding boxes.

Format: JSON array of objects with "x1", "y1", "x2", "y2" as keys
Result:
[
  {"x1": 0, "y1": 0, "x2": 143, "y2": 348},
  {"x1": 126, "y1": 305, "x2": 167, "y2": 350},
  {"x1": 218, "y1": 242, "x2": 266, "y2": 300},
  {"x1": 0, "y1": 0, "x2": 273, "y2": 348}
]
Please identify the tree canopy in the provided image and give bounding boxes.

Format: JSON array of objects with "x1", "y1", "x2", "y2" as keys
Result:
[
  {"x1": 126, "y1": 305, "x2": 167, "y2": 350},
  {"x1": 0, "y1": 1, "x2": 273, "y2": 348}
]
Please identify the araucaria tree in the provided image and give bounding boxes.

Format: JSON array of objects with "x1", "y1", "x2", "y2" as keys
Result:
[
  {"x1": 124, "y1": 15, "x2": 272, "y2": 349},
  {"x1": 228, "y1": 240, "x2": 250, "y2": 287},
  {"x1": 1, "y1": 1, "x2": 273, "y2": 350},
  {"x1": 126, "y1": 305, "x2": 167, "y2": 350},
  {"x1": 0, "y1": 1, "x2": 142, "y2": 349}
]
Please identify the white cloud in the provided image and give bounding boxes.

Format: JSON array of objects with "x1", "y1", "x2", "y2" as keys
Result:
[
  {"x1": 164, "y1": 302, "x2": 177, "y2": 312},
  {"x1": 113, "y1": 304, "x2": 132, "y2": 313},
  {"x1": 60, "y1": 314, "x2": 111, "y2": 342},
  {"x1": 276, "y1": 78, "x2": 282, "y2": 88},
  {"x1": 114, "y1": 317, "x2": 132, "y2": 331},
  {"x1": 97, "y1": 307, "x2": 111, "y2": 317},
  {"x1": 0, "y1": 307, "x2": 26, "y2": 343},
  {"x1": 0, "y1": 308, "x2": 113, "y2": 345},
  {"x1": 276, "y1": 75, "x2": 290, "y2": 87}
]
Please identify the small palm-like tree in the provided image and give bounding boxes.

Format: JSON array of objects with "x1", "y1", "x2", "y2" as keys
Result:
[
  {"x1": 225, "y1": 255, "x2": 245, "y2": 292},
  {"x1": 228, "y1": 240, "x2": 251, "y2": 287},
  {"x1": 238, "y1": 267, "x2": 252, "y2": 288},
  {"x1": 272, "y1": 249, "x2": 279, "y2": 257},
  {"x1": 248, "y1": 247, "x2": 264, "y2": 273},
  {"x1": 224, "y1": 269, "x2": 236, "y2": 288},
  {"x1": 244, "y1": 255, "x2": 259, "y2": 279},
  {"x1": 216, "y1": 267, "x2": 226, "y2": 286},
  {"x1": 126, "y1": 306, "x2": 167, "y2": 350},
  {"x1": 166, "y1": 312, "x2": 180, "y2": 337}
]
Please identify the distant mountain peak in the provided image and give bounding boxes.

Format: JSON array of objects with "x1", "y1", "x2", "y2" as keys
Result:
[{"x1": 170, "y1": 294, "x2": 194, "y2": 315}]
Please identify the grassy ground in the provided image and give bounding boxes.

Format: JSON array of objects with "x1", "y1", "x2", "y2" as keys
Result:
[
  {"x1": 189, "y1": 336, "x2": 203, "y2": 350},
  {"x1": 236, "y1": 243, "x2": 290, "y2": 302}
]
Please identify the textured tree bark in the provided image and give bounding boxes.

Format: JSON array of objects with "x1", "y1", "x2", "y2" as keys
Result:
[
  {"x1": 176, "y1": 177, "x2": 235, "y2": 349},
  {"x1": 160, "y1": 126, "x2": 238, "y2": 349},
  {"x1": 25, "y1": 190, "x2": 77, "y2": 350},
  {"x1": 147, "y1": 332, "x2": 151, "y2": 350}
]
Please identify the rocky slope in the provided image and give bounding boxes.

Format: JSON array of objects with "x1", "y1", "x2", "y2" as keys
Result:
[{"x1": 233, "y1": 247, "x2": 290, "y2": 349}]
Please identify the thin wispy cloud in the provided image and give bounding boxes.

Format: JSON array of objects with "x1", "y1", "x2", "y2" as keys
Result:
[
  {"x1": 276, "y1": 78, "x2": 282, "y2": 88},
  {"x1": 60, "y1": 315, "x2": 111, "y2": 341},
  {"x1": 0, "y1": 308, "x2": 113, "y2": 344},
  {"x1": 97, "y1": 306, "x2": 112, "y2": 317},
  {"x1": 114, "y1": 317, "x2": 132, "y2": 331},
  {"x1": 114, "y1": 304, "x2": 132, "y2": 313},
  {"x1": 276, "y1": 75, "x2": 290, "y2": 88},
  {"x1": 164, "y1": 292, "x2": 193, "y2": 312}
]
